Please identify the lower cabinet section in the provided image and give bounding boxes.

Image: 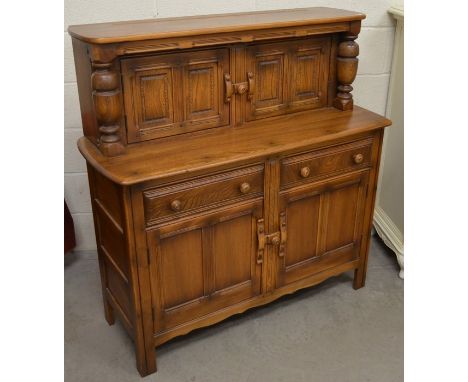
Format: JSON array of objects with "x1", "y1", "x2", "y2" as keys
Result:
[
  {"x1": 143, "y1": 164, "x2": 372, "y2": 338},
  {"x1": 85, "y1": 132, "x2": 383, "y2": 377},
  {"x1": 146, "y1": 200, "x2": 263, "y2": 333}
]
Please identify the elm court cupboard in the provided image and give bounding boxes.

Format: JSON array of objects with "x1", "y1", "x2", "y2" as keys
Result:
[{"x1": 68, "y1": 7, "x2": 391, "y2": 377}]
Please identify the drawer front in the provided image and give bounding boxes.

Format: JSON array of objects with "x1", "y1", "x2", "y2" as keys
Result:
[
  {"x1": 143, "y1": 165, "x2": 264, "y2": 225},
  {"x1": 280, "y1": 138, "x2": 373, "y2": 189}
]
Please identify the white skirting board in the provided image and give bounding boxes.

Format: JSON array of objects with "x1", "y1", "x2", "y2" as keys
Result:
[{"x1": 373, "y1": 206, "x2": 404, "y2": 279}]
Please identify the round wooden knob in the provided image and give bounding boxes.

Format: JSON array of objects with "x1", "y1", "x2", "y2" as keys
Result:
[
  {"x1": 353, "y1": 153, "x2": 364, "y2": 164},
  {"x1": 239, "y1": 182, "x2": 251, "y2": 194},
  {"x1": 236, "y1": 83, "x2": 248, "y2": 95},
  {"x1": 300, "y1": 166, "x2": 311, "y2": 178},
  {"x1": 271, "y1": 236, "x2": 280, "y2": 246},
  {"x1": 170, "y1": 199, "x2": 182, "y2": 212}
]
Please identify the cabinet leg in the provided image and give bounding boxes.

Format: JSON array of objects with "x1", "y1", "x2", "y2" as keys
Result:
[
  {"x1": 353, "y1": 267, "x2": 366, "y2": 290},
  {"x1": 136, "y1": 344, "x2": 157, "y2": 377},
  {"x1": 103, "y1": 298, "x2": 115, "y2": 325}
]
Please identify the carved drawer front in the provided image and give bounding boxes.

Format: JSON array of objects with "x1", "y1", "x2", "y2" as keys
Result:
[
  {"x1": 280, "y1": 138, "x2": 373, "y2": 189},
  {"x1": 122, "y1": 48, "x2": 230, "y2": 143},
  {"x1": 245, "y1": 37, "x2": 331, "y2": 121},
  {"x1": 143, "y1": 165, "x2": 264, "y2": 225}
]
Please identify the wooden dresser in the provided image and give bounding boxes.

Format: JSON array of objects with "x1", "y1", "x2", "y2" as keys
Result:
[{"x1": 68, "y1": 7, "x2": 391, "y2": 376}]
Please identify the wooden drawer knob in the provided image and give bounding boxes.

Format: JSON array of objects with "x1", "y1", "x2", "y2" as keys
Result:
[
  {"x1": 353, "y1": 153, "x2": 364, "y2": 164},
  {"x1": 170, "y1": 199, "x2": 182, "y2": 212},
  {"x1": 239, "y1": 182, "x2": 251, "y2": 194},
  {"x1": 300, "y1": 166, "x2": 311, "y2": 178}
]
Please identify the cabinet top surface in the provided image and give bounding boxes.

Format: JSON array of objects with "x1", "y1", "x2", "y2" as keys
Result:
[
  {"x1": 68, "y1": 7, "x2": 365, "y2": 44},
  {"x1": 78, "y1": 107, "x2": 390, "y2": 186}
]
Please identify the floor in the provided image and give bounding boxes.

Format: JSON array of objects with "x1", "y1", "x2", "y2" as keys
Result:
[{"x1": 65, "y1": 235, "x2": 403, "y2": 382}]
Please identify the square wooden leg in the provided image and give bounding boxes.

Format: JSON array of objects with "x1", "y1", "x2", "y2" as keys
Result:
[{"x1": 353, "y1": 267, "x2": 366, "y2": 290}]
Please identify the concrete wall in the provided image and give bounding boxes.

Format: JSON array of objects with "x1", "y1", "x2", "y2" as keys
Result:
[{"x1": 64, "y1": 0, "x2": 395, "y2": 250}]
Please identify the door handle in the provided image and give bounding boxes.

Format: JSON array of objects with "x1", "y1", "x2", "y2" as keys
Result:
[
  {"x1": 278, "y1": 212, "x2": 287, "y2": 257},
  {"x1": 256, "y1": 219, "x2": 265, "y2": 264},
  {"x1": 247, "y1": 72, "x2": 254, "y2": 100},
  {"x1": 224, "y1": 72, "x2": 255, "y2": 102},
  {"x1": 224, "y1": 73, "x2": 233, "y2": 103}
]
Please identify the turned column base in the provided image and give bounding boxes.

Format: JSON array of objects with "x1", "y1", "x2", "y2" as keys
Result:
[
  {"x1": 334, "y1": 97, "x2": 354, "y2": 111},
  {"x1": 99, "y1": 141, "x2": 125, "y2": 156}
]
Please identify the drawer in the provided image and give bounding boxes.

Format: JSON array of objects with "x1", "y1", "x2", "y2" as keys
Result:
[
  {"x1": 280, "y1": 138, "x2": 373, "y2": 189},
  {"x1": 143, "y1": 165, "x2": 264, "y2": 225}
]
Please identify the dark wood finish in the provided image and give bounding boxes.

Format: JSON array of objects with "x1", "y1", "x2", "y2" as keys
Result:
[{"x1": 69, "y1": 7, "x2": 390, "y2": 377}]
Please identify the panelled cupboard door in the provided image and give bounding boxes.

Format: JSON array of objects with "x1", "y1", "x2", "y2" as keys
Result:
[
  {"x1": 276, "y1": 170, "x2": 369, "y2": 288},
  {"x1": 245, "y1": 37, "x2": 331, "y2": 121},
  {"x1": 122, "y1": 49, "x2": 230, "y2": 143},
  {"x1": 147, "y1": 201, "x2": 263, "y2": 334}
]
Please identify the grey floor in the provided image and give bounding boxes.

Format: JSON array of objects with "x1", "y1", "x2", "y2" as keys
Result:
[{"x1": 65, "y1": 234, "x2": 403, "y2": 382}]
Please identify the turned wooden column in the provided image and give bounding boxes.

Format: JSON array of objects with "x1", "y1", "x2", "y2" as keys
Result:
[
  {"x1": 333, "y1": 31, "x2": 360, "y2": 111},
  {"x1": 91, "y1": 63, "x2": 125, "y2": 156}
]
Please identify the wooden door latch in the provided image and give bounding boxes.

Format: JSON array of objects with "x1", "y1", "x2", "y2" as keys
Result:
[
  {"x1": 256, "y1": 217, "x2": 287, "y2": 264},
  {"x1": 224, "y1": 72, "x2": 255, "y2": 102}
]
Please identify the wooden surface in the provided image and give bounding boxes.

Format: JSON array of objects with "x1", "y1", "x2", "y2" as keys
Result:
[
  {"x1": 68, "y1": 7, "x2": 365, "y2": 44},
  {"x1": 69, "y1": 8, "x2": 392, "y2": 377},
  {"x1": 78, "y1": 106, "x2": 390, "y2": 185}
]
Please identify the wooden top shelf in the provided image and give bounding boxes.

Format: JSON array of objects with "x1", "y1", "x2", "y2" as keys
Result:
[
  {"x1": 68, "y1": 7, "x2": 365, "y2": 44},
  {"x1": 78, "y1": 107, "x2": 390, "y2": 186}
]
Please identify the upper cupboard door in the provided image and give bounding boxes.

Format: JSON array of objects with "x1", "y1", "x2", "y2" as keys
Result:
[
  {"x1": 245, "y1": 41, "x2": 289, "y2": 121},
  {"x1": 245, "y1": 38, "x2": 331, "y2": 121},
  {"x1": 288, "y1": 37, "x2": 331, "y2": 113},
  {"x1": 122, "y1": 49, "x2": 230, "y2": 143}
]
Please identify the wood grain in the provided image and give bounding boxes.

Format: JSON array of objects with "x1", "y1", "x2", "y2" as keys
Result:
[
  {"x1": 68, "y1": 7, "x2": 365, "y2": 44},
  {"x1": 69, "y1": 8, "x2": 392, "y2": 377}
]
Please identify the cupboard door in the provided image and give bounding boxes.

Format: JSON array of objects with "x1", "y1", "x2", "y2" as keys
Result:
[
  {"x1": 181, "y1": 49, "x2": 230, "y2": 131},
  {"x1": 122, "y1": 49, "x2": 230, "y2": 143},
  {"x1": 147, "y1": 201, "x2": 263, "y2": 333},
  {"x1": 245, "y1": 41, "x2": 289, "y2": 121},
  {"x1": 245, "y1": 38, "x2": 331, "y2": 121},
  {"x1": 276, "y1": 171, "x2": 369, "y2": 288},
  {"x1": 288, "y1": 37, "x2": 331, "y2": 112}
]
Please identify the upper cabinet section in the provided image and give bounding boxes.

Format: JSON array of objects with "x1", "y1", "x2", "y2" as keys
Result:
[
  {"x1": 69, "y1": 7, "x2": 365, "y2": 156},
  {"x1": 245, "y1": 37, "x2": 331, "y2": 121},
  {"x1": 122, "y1": 49, "x2": 229, "y2": 142}
]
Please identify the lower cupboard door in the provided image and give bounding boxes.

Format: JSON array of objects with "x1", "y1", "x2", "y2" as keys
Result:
[
  {"x1": 146, "y1": 201, "x2": 263, "y2": 333},
  {"x1": 277, "y1": 171, "x2": 370, "y2": 288}
]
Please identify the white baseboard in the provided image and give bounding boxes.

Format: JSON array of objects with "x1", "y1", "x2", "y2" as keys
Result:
[{"x1": 373, "y1": 206, "x2": 404, "y2": 279}]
